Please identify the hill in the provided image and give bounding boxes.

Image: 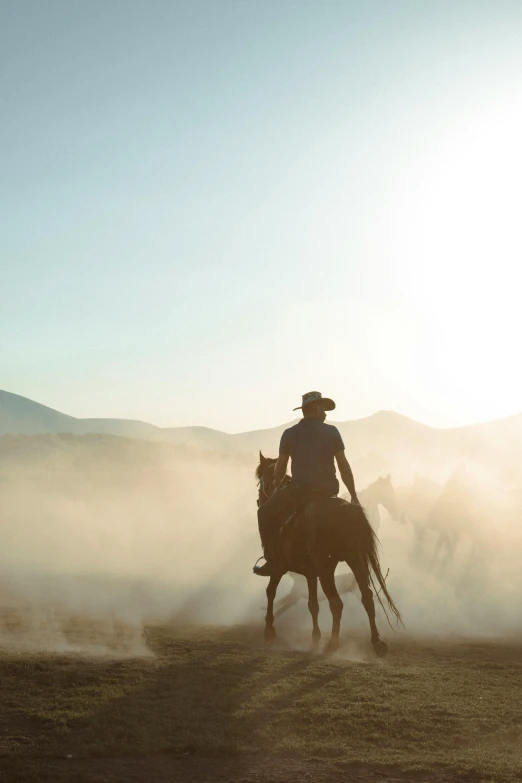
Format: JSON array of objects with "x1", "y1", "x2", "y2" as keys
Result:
[
  {"x1": 1, "y1": 390, "x2": 521, "y2": 483},
  {"x1": 0, "y1": 390, "x2": 161, "y2": 440}
]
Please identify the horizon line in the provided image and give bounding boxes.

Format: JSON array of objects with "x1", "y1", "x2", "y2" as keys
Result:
[{"x1": 1, "y1": 388, "x2": 521, "y2": 437}]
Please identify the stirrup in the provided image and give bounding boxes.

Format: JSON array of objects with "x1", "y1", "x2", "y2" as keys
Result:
[{"x1": 253, "y1": 556, "x2": 271, "y2": 577}]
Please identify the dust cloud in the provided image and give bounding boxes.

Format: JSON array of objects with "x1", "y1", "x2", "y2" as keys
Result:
[{"x1": 0, "y1": 430, "x2": 520, "y2": 655}]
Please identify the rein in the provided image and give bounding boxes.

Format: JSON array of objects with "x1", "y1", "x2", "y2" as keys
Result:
[
  {"x1": 257, "y1": 467, "x2": 291, "y2": 507},
  {"x1": 257, "y1": 476, "x2": 271, "y2": 507}
]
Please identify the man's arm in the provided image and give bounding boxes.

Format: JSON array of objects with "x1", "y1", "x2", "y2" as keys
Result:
[
  {"x1": 274, "y1": 454, "x2": 289, "y2": 489},
  {"x1": 335, "y1": 450, "x2": 359, "y2": 503}
]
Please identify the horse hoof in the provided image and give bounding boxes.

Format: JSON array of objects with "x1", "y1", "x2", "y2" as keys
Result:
[
  {"x1": 325, "y1": 640, "x2": 339, "y2": 654},
  {"x1": 264, "y1": 626, "x2": 276, "y2": 642},
  {"x1": 372, "y1": 639, "x2": 388, "y2": 657}
]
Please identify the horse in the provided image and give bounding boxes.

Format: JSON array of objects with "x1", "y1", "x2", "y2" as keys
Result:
[
  {"x1": 395, "y1": 475, "x2": 443, "y2": 552},
  {"x1": 423, "y1": 469, "x2": 491, "y2": 574},
  {"x1": 256, "y1": 453, "x2": 402, "y2": 656},
  {"x1": 397, "y1": 471, "x2": 488, "y2": 576},
  {"x1": 272, "y1": 476, "x2": 398, "y2": 618},
  {"x1": 342, "y1": 474, "x2": 401, "y2": 532},
  {"x1": 272, "y1": 571, "x2": 358, "y2": 620}
]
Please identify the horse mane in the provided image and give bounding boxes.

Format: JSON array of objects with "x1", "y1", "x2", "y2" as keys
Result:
[
  {"x1": 362, "y1": 474, "x2": 391, "y2": 490},
  {"x1": 255, "y1": 453, "x2": 277, "y2": 481}
]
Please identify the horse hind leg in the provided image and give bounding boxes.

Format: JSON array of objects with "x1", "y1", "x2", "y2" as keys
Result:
[
  {"x1": 349, "y1": 558, "x2": 388, "y2": 658},
  {"x1": 305, "y1": 573, "x2": 321, "y2": 647},
  {"x1": 317, "y1": 563, "x2": 343, "y2": 653},
  {"x1": 273, "y1": 593, "x2": 298, "y2": 620}
]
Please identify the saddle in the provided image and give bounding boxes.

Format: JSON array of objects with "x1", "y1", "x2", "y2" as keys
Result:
[
  {"x1": 254, "y1": 494, "x2": 340, "y2": 576},
  {"x1": 279, "y1": 510, "x2": 298, "y2": 535}
]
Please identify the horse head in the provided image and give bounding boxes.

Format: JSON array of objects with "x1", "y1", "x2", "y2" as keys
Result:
[
  {"x1": 256, "y1": 452, "x2": 292, "y2": 506},
  {"x1": 255, "y1": 452, "x2": 278, "y2": 507},
  {"x1": 374, "y1": 474, "x2": 401, "y2": 521}
]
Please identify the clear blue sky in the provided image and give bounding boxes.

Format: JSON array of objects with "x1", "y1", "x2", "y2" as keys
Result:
[{"x1": 2, "y1": 0, "x2": 522, "y2": 431}]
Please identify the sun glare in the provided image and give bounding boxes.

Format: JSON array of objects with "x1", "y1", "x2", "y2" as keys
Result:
[{"x1": 378, "y1": 95, "x2": 522, "y2": 423}]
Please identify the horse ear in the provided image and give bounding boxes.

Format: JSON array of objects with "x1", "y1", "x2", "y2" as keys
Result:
[
  {"x1": 259, "y1": 451, "x2": 265, "y2": 464},
  {"x1": 386, "y1": 473, "x2": 391, "y2": 481}
]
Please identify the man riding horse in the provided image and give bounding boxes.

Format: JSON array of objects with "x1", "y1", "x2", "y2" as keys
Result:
[{"x1": 254, "y1": 391, "x2": 360, "y2": 576}]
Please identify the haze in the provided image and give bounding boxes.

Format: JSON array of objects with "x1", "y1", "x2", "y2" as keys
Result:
[
  {"x1": 1, "y1": 406, "x2": 521, "y2": 653},
  {"x1": 3, "y1": 0, "x2": 522, "y2": 432}
]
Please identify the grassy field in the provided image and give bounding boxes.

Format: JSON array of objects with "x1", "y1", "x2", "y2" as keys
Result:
[{"x1": 0, "y1": 622, "x2": 521, "y2": 782}]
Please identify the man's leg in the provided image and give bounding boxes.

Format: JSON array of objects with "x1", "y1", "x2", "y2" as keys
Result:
[{"x1": 255, "y1": 486, "x2": 298, "y2": 576}]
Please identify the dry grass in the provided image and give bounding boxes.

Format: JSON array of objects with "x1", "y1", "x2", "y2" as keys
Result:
[{"x1": 0, "y1": 622, "x2": 521, "y2": 782}]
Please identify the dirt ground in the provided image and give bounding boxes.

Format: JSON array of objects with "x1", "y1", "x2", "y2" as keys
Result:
[
  {"x1": 0, "y1": 622, "x2": 521, "y2": 783},
  {"x1": 2, "y1": 754, "x2": 458, "y2": 783}
]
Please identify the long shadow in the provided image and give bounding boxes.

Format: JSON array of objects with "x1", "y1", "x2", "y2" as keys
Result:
[{"x1": 15, "y1": 626, "x2": 348, "y2": 782}]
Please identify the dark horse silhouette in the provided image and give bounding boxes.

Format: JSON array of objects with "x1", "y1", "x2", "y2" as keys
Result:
[
  {"x1": 256, "y1": 453, "x2": 402, "y2": 656},
  {"x1": 272, "y1": 571, "x2": 358, "y2": 620}
]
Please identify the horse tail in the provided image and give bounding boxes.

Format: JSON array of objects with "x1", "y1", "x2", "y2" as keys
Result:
[{"x1": 346, "y1": 504, "x2": 403, "y2": 629}]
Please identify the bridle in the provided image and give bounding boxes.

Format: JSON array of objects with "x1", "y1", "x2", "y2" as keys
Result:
[
  {"x1": 257, "y1": 473, "x2": 272, "y2": 507},
  {"x1": 257, "y1": 464, "x2": 291, "y2": 507}
]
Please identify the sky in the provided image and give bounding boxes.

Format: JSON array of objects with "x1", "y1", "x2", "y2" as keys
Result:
[{"x1": 2, "y1": 0, "x2": 522, "y2": 433}]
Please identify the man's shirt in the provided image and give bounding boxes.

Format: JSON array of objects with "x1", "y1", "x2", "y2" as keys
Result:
[{"x1": 279, "y1": 418, "x2": 345, "y2": 495}]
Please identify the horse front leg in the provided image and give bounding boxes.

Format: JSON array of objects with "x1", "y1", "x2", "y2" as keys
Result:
[
  {"x1": 317, "y1": 563, "x2": 343, "y2": 653},
  {"x1": 411, "y1": 519, "x2": 427, "y2": 560},
  {"x1": 350, "y1": 559, "x2": 388, "y2": 657},
  {"x1": 430, "y1": 531, "x2": 444, "y2": 570},
  {"x1": 264, "y1": 572, "x2": 283, "y2": 641},
  {"x1": 272, "y1": 573, "x2": 303, "y2": 619},
  {"x1": 305, "y1": 572, "x2": 321, "y2": 647},
  {"x1": 436, "y1": 532, "x2": 454, "y2": 577}
]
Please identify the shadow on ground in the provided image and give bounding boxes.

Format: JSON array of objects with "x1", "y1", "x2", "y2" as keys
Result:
[{"x1": 1, "y1": 623, "x2": 521, "y2": 782}]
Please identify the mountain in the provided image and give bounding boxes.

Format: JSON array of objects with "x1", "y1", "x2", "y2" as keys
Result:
[
  {"x1": 0, "y1": 391, "x2": 431, "y2": 456},
  {"x1": 1, "y1": 390, "x2": 521, "y2": 483},
  {"x1": 0, "y1": 389, "x2": 76, "y2": 434},
  {"x1": 0, "y1": 389, "x2": 161, "y2": 439}
]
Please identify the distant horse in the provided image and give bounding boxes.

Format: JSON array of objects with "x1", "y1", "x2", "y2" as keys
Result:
[
  {"x1": 395, "y1": 475, "x2": 442, "y2": 548},
  {"x1": 256, "y1": 453, "x2": 402, "y2": 656},
  {"x1": 343, "y1": 475, "x2": 401, "y2": 532},
  {"x1": 273, "y1": 571, "x2": 358, "y2": 620},
  {"x1": 397, "y1": 472, "x2": 486, "y2": 574},
  {"x1": 423, "y1": 470, "x2": 492, "y2": 572}
]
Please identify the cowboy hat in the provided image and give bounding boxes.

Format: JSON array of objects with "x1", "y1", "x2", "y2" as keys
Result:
[{"x1": 293, "y1": 391, "x2": 336, "y2": 412}]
